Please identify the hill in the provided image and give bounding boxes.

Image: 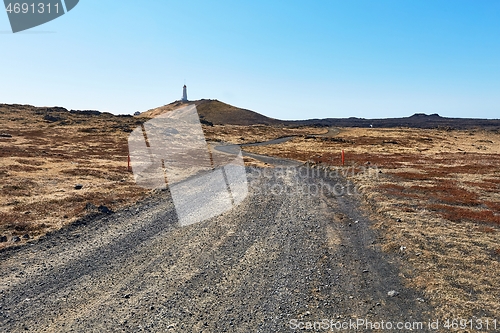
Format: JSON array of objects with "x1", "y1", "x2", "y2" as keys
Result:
[{"x1": 140, "y1": 99, "x2": 282, "y2": 126}]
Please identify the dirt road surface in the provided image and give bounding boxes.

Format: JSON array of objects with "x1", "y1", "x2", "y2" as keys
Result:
[{"x1": 0, "y1": 164, "x2": 431, "y2": 332}]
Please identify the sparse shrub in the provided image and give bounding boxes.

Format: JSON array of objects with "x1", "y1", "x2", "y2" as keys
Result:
[
  {"x1": 429, "y1": 204, "x2": 500, "y2": 225},
  {"x1": 478, "y1": 226, "x2": 496, "y2": 233},
  {"x1": 13, "y1": 221, "x2": 28, "y2": 231}
]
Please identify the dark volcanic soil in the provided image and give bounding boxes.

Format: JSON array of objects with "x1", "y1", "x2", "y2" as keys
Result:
[{"x1": 0, "y1": 166, "x2": 432, "y2": 332}]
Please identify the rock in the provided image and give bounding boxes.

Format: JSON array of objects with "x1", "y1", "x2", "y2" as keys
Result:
[
  {"x1": 416, "y1": 298, "x2": 425, "y2": 303},
  {"x1": 74, "y1": 184, "x2": 83, "y2": 190},
  {"x1": 200, "y1": 119, "x2": 214, "y2": 126},
  {"x1": 396, "y1": 218, "x2": 402, "y2": 222},
  {"x1": 0, "y1": 133, "x2": 12, "y2": 138},
  {"x1": 22, "y1": 234, "x2": 30, "y2": 240},
  {"x1": 43, "y1": 114, "x2": 63, "y2": 122},
  {"x1": 387, "y1": 290, "x2": 399, "y2": 297},
  {"x1": 0, "y1": 235, "x2": 7, "y2": 242},
  {"x1": 98, "y1": 205, "x2": 113, "y2": 214},
  {"x1": 85, "y1": 202, "x2": 97, "y2": 211},
  {"x1": 69, "y1": 110, "x2": 101, "y2": 116},
  {"x1": 11, "y1": 236, "x2": 21, "y2": 243}
]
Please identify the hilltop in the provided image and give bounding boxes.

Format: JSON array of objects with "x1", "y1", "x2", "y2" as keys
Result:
[{"x1": 140, "y1": 99, "x2": 282, "y2": 126}]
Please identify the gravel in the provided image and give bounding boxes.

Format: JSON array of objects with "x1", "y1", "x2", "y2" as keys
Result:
[{"x1": 0, "y1": 166, "x2": 432, "y2": 332}]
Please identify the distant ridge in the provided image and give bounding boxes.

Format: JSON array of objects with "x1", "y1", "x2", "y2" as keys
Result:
[
  {"x1": 303, "y1": 113, "x2": 500, "y2": 129},
  {"x1": 140, "y1": 100, "x2": 500, "y2": 130}
]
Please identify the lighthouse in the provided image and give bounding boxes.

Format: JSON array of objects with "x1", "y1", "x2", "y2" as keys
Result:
[{"x1": 181, "y1": 85, "x2": 188, "y2": 102}]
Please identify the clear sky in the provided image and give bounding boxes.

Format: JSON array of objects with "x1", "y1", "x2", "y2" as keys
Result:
[{"x1": 1, "y1": 0, "x2": 499, "y2": 119}]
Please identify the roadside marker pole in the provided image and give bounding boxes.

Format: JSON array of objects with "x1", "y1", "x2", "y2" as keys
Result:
[
  {"x1": 128, "y1": 153, "x2": 131, "y2": 172},
  {"x1": 341, "y1": 150, "x2": 345, "y2": 166}
]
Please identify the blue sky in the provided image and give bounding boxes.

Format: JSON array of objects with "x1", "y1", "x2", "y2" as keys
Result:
[{"x1": 1, "y1": 0, "x2": 499, "y2": 119}]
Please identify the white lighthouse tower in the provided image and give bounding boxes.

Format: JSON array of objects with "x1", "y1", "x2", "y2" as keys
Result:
[{"x1": 181, "y1": 85, "x2": 188, "y2": 102}]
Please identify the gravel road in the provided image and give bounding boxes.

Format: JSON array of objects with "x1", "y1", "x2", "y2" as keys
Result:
[{"x1": 0, "y1": 163, "x2": 432, "y2": 332}]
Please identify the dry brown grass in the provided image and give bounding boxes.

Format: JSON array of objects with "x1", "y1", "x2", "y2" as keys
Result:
[
  {"x1": 243, "y1": 127, "x2": 500, "y2": 320},
  {"x1": 0, "y1": 105, "x2": 150, "y2": 249},
  {"x1": 202, "y1": 124, "x2": 325, "y2": 144}
]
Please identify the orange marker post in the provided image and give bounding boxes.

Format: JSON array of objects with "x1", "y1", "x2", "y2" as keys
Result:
[{"x1": 341, "y1": 150, "x2": 345, "y2": 166}]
